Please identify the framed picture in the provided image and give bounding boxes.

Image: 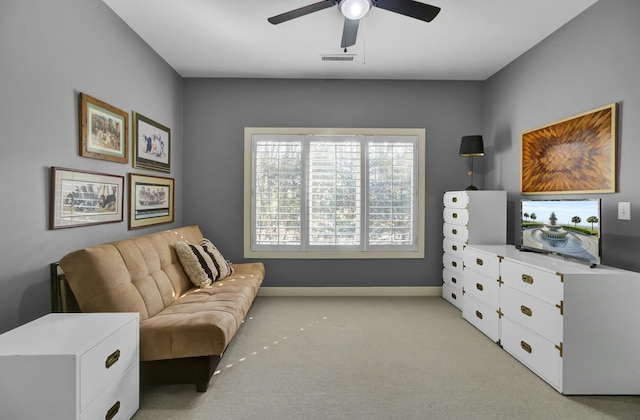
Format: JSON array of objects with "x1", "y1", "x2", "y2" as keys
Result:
[
  {"x1": 129, "y1": 173, "x2": 174, "y2": 229},
  {"x1": 80, "y1": 92, "x2": 128, "y2": 163},
  {"x1": 133, "y1": 112, "x2": 171, "y2": 172},
  {"x1": 50, "y1": 167, "x2": 124, "y2": 229},
  {"x1": 521, "y1": 103, "x2": 617, "y2": 194}
]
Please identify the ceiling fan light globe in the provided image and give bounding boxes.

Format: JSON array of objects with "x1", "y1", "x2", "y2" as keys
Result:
[{"x1": 340, "y1": 0, "x2": 371, "y2": 20}]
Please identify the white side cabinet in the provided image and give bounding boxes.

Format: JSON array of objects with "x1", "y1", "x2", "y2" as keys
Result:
[
  {"x1": 465, "y1": 244, "x2": 640, "y2": 395},
  {"x1": 442, "y1": 190, "x2": 506, "y2": 310},
  {"x1": 0, "y1": 312, "x2": 139, "y2": 419}
]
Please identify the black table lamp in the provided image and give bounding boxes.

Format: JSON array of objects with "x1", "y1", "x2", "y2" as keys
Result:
[{"x1": 459, "y1": 135, "x2": 484, "y2": 190}]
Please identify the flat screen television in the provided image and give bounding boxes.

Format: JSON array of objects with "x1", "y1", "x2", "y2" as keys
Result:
[{"x1": 520, "y1": 198, "x2": 601, "y2": 266}]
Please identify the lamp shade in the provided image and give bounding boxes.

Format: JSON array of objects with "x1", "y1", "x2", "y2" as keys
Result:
[
  {"x1": 340, "y1": 0, "x2": 371, "y2": 20},
  {"x1": 459, "y1": 135, "x2": 484, "y2": 157}
]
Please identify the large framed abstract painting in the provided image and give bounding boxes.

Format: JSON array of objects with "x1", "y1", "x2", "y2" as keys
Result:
[{"x1": 521, "y1": 103, "x2": 617, "y2": 194}]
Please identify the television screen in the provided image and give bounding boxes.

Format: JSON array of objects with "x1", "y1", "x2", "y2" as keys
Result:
[{"x1": 520, "y1": 198, "x2": 601, "y2": 266}]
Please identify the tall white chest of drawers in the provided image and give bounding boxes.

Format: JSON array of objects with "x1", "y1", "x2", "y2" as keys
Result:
[
  {"x1": 0, "y1": 312, "x2": 139, "y2": 419},
  {"x1": 442, "y1": 190, "x2": 506, "y2": 310},
  {"x1": 464, "y1": 244, "x2": 640, "y2": 395}
]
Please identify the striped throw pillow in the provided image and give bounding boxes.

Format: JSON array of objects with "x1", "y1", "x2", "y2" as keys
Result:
[
  {"x1": 200, "y1": 238, "x2": 234, "y2": 280},
  {"x1": 174, "y1": 241, "x2": 218, "y2": 288}
]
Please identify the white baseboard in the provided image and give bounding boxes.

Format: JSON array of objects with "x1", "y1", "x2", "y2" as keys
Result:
[{"x1": 258, "y1": 286, "x2": 442, "y2": 297}]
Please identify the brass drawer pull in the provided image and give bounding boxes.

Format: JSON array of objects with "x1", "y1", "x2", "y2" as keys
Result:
[
  {"x1": 452, "y1": 228, "x2": 458, "y2": 235},
  {"x1": 520, "y1": 341, "x2": 532, "y2": 353},
  {"x1": 475, "y1": 310, "x2": 483, "y2": 320},
  {"x1": 452, "y1": 213, "x2": 458, "y2": 218},
  {"x1": 451, "y1": 292, "x2": 457, "y2": 300},
  {"x1": 522, "y1": 274, "x2": 534, "y2": 285},
  {"x1": 106, "y1": 400, "x2": 121, "y2": 420},
  {"x1": 520, "y1": 305, "x2": 533, "y2": 317},
  {"x1": 476, "y1": 258, "x2": 484, "y2": 266},
  {"x1": 451, "y1": 261, "x2": 457, "y2": 268},
  {"x1": 452, "y1": 244, "x2": 458, "y2": 251},
  {"x1": 452, "y1": 197, "x2": 458, "y2": 203},
  {"x1": 476, "y1": 283, "x2": 483, "y2": 291},
  {"x1": 105, "y1": 349, "x2": 121, "y2": 369},
  {"x1": 451, "y1": 277, "x2": 457, "y2": 284}
]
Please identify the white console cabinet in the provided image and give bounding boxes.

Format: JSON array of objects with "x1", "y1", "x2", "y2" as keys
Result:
[
  {"x1": 464, "y1": 244, "x2": 640, "y2": 395},
  {"x1": 0, "y1": 312, "x2": 139, "y2": 419},
  {"x1": 442, "y1": 190, "x2": 506, "y2": 310}
]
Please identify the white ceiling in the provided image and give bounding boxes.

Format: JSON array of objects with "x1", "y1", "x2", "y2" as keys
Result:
[{"x1": 103, "y1": 0, "x2": 598, "y2": 80}]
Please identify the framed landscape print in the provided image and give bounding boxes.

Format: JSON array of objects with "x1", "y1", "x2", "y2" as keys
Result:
[
  {"x1": 50, "y1": 167, "x2": 124, "y2": 229},
  {"x1": 521, "y1": 103, "x2": 617, "y2": 194},
  {"x1": 133, "y1": 112, "x2": 171, "y2": 173},
  {"x1": 80, "y1": 92, "x2": 128, "y2": 163},
  {"x1": 129, "y1": 173, "x2": 174, "y2": 229}
]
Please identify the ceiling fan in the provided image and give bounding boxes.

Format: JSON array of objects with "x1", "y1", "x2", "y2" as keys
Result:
[{"x1": 268, "y1": 0, "x2": 441, "y2": 51}]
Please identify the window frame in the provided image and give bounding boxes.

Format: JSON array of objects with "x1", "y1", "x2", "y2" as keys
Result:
[{"x1": 244, "y1": 127, "x2": 425, "y2": 259}]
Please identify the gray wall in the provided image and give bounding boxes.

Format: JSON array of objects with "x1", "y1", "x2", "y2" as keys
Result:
[
  {"x1": 183, "y1": 79, "x2": 484, "y2": 287},
  {"x1": 0, "y1": 0, "x2": 183, "y2": 333},
  {"x1": 484, "y1": 0, "x2": 640, "y2": 271}
]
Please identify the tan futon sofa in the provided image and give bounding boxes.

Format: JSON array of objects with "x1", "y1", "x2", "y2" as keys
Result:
[{"x1": 58, "y1": 225, "x2": 264, "y2": 392}]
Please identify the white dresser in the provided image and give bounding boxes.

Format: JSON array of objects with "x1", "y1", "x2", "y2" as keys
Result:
[
  {"x1": 465, "y1": 244, "x2": 640, "y2": 394},
  {"x1": 442, "y1": 190, "x2": 506, "y2": 310},
  {"x1": 0, "y1": 312, "x2": 139, "y2": 419}
]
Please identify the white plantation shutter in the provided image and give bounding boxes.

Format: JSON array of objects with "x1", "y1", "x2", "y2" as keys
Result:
[
  {"x1": 308, "y1": 140, "x2": 361, "y2": 246},
  {"x1": 249, "y1": 130, "x2": 421, "y2": 256}
]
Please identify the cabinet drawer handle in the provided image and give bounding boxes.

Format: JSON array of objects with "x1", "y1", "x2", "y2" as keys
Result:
[
  {"x1": 106, "y1": 400, "x2": 121, "y2": 420},
  {"x1": 452, "y1": 244, "x2": 458, "y2": 251},
  {"x1": 451, "y1": 261, "x2": 457, "y2": 268},
  {"x1": 522, "y1": 274, "x2": 534, "y2": 285},
  {"x1": 105, "y1": 349, "x2": 121, "y2": 369},
  {"x1": 451, "y1": 292, "x2": 457, "y2": 300},
  {"x1": 520, "y1": 305, "x2": 533, "y2": 317},
  {"x1": 452, "y1": 197, "x2": 458, "y2": 203},
  {"x1": 452, "y1": 228, "x2": 457, "y2": 235},
  {"x1": 475, "y1": 310, "x2": 483, "y2": 320},
  {"x1": 520, "y1": 341, "x2": 532, "y2": 353},
  {"x1": 452, "y1": 213, "x2": 458, "y2": 218},
  {"x1": 476, "y1": 258, "x2": 483, "y2": 266},
  {"x1": 476, "y1": 283, "x2": 483, "y2": 291},
  {"x1": 451, "y1": 277, "x2": 457, "y2": 284}
]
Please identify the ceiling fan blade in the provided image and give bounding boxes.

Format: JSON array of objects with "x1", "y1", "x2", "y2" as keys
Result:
[
  {"x1": 340, "y1": 17, "x2": 359, "y2": 48},
  {"x1": 268, "y1": 0, "x2": 337, "y2": 25},
  {"x1": 373, "y1": 0, "x2": 441, "y2": 22}
]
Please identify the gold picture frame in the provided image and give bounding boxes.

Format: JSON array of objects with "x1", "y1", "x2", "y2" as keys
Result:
[
  {"x1": 80, "y1": 92, "x2": 128, "y2": 163},
  {"x1": 521, "y1": 103, "x2": 617, "y2": 194},
  {"x1": 128, "y1": 173, "x2": 174, "y2": 229},
  {"x1": 133, "y1": 112, "x2": 171, "y2": 173}
]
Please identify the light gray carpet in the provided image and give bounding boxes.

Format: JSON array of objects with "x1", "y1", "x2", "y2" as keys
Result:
[{"x1": 132, "y1": 297, "x2": 640, "y2": 420}]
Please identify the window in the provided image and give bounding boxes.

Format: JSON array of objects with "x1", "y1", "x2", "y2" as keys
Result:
[{"x1": 244, "y1": 128, "x2": 425, "y2": 259}]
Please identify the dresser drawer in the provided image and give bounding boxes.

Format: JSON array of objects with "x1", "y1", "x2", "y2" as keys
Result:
[
  {"x1": 464, "y1": 269, "x2": 499, "y2": 309},
  {"x1": 501, "y1": 259, "x2": 563, "y2": 304},
  {"x1": 442, "y1": 267, "x2": 463, "y2": 289},
  {"x1": 442, "y1": 282, "x2": 463, "y2": 310},
  {"x1": 462, "y1": 295, "x2": 499, "y2": 342},
  {"x1": 501, "y1": 318, "x2": 562, "y2": 391},
  {"x1": 501, "y1": 285, "x2": 563, "y2": 344},
  {"x1": 443, "y1": 207, "x2": 469, "y2": 226},
  {"x1": 443, "y1": 253, "x2": 464, "y2": 276},
  {"x1": 443, "y1": 191, "x2": 468, "y2": 208},
  {"x1": 443, "y1": 223, "x2": 469, "y2": 243},
  {"x1": 443, "y1": 237, "x2": 464, "y2": 259},
  {"x1": 82, "y1": 363, "x2": 139, "y2": 420},
  {"x1": 80, "y1": 318, "x2": 138, "y2": 412},
  {"x1": 464, "y1": 247, "x2": 500, "y2": 278}
]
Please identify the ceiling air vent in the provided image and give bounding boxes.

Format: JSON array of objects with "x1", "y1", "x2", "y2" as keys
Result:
[{"x1": 321, "y1": 54, "x2": 356, "y2": 62}]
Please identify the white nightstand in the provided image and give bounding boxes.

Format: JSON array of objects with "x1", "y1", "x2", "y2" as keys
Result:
[{"x1": 0, "y1": 312, "x2": 139, "y2": 419}]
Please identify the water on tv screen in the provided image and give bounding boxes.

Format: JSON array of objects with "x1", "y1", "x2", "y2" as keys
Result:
[{"x1": 520, "y1": 199, "x2": 601, "y2": 265}]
